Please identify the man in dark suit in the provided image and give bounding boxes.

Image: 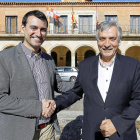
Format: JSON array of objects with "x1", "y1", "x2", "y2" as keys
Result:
[
  {"x1": 49, "y1": 21, "x2": 140, "y2": 140},
  {"x1": 0, "y1": 10, "x2": 74, "y2": 140}
]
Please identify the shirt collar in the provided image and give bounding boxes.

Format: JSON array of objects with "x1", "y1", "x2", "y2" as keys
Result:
[
  {"x1": 21, "y1": 43, "x2": 42, "y2": 58},
  {"x1": 99, "y1": 54, "x2": 116, "y2": 68}
]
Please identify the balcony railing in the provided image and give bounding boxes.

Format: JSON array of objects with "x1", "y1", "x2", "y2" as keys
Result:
[
  {"x1": 47, "y1": 30, "x2": 96, "y2": 35},
  {"x1": 0, "y1": 25, "x2": 140, "y2": 35}
]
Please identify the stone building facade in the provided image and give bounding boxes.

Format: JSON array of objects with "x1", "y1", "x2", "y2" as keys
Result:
[{"x1": 0, "y1": 1, "x2": 140, "y2": 67}]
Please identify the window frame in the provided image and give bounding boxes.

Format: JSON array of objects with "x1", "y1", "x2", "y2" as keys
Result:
[
  {"x1": 130, "y1": 15, "x2": 140, "y2": 34},
  {"x1": 6, "y1": 16, "x2": 17, "y2": 34},
  {"x1": 105, "y1": 15, "x2": 117, "y2": 22},
  {"x1": 78, "y1": 15, "x2": 93, "y2": 34},
  {"x1": 54, "y1": 15, "x2": 68, "y2": 34}
]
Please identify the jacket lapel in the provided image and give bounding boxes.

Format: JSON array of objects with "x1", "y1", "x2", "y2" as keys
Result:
[
  {"x1": 16, "y1": 43, "x2": 38, "y2": 98},
  {"x1": 106, "y1": 53, "x2": 123, "y2": 99},
  {"x1": 90, "y1": 55, "x2": 104, "y2": 102}
]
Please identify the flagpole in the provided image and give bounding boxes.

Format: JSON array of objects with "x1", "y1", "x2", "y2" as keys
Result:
[
  {"x1": 96, "y1": 3, "x2": 97, "y2": 26},
  {"x1": 71, "y1": 4, "x2": 77, "y2": 34},
  {"x1": 72, "y1": 3, "x2": 74, "y2": 34},
  {"x1": 72, "y1": 3, "x2": 73, "y2": 13},
  {"x1": 96, "y1": 3, "x2": 99, "y2": 26}
]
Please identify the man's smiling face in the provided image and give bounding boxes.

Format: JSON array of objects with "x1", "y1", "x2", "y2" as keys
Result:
[
  {"x1": 21, "y1": 15, "x2": 47, "y2": 51},
  {"x1": 97, "y1": 26, "x2": 121, "y2": 61}
]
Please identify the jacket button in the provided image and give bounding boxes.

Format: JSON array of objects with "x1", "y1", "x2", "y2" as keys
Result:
[{"x1": 104, "y1": 108, "x2": 106, "y2": 110}]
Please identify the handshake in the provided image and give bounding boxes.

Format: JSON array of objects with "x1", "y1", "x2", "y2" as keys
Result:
[{"x1": 41, "y1": 99, "x2": 56, "y2": 118}]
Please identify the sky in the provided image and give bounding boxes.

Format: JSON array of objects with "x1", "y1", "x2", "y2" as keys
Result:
[
  {"x1": 0, "y1": 0, "x2": 140, "y2": 2},
  {"x1": 0, "y1": 0, "x2": 60, "y2": 2}
]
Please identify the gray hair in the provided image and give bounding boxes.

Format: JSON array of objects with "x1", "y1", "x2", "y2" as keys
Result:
[{"x1": 96, "y1": 21, "x2": 122, "y2": 42}]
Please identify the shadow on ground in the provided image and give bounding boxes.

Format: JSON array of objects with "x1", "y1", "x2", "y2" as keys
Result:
[{"x1": 59, "y1": 115, "x2": 83, "y2": 140}]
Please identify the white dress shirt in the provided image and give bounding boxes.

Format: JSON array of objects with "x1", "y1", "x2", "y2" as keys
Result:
[{"x1": 97, "y1": 55, "x2": 116, "y2": 102}]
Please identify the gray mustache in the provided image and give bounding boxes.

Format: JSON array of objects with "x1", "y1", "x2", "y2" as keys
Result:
[{"x1": 102, "y1": 46, "x2": 113, "y2": 50}]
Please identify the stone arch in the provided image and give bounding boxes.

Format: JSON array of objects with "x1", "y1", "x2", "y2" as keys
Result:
[
  {"x1": 75, "y1": 45, "x2": 96, "y2": 63},
  {"x1": 84, "y1": 50, "x2": 96, "y2": 59},
  {"x1": 2, "y1": 44, "x2": 16, "y2": 50},
  {"x1": 117, "y1": 48, "x2": 121, "y2": 54},
  {"x1": 125, "y1": 46, "x2": 140, "y2": 61},
  {"x1": 50, "y1": 45, "x2": 71, "y2": 66},
  {"x1": 3, "y1": 45, "x2": 47, "y2": 53},
  {"x1": 74, "y1": 44, "x2": 98, "y2": 55},
  {"x1": 66, "y1": 50, "x2": 71, "y2": 66},
  {"x1": 41, "y1": 47, "x2": 47, "y2": 53},
  {"x1": 49, "y1": 44, "x2": 72, "y2": 53},
  {"x1": 124, "y1": 45, "x2": 140, "y2": 54},
  {"x1": 51, "y1": 51, "x2": 57, "y2": 65},
  {"x1": 65, "y1": 50, "x2": 77, "y2": 67}
]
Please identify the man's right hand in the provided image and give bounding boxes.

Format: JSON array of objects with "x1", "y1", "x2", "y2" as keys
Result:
[{"x1": 41, "y1": 99, "x2": 56, "y2": 118}]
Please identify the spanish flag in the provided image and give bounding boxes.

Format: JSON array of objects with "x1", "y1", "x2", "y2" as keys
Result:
[{"x1": 72, "y1": 12, "x2": 77, "y2": 24}]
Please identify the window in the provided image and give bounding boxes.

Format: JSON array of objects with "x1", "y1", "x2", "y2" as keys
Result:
[
  {"x1": 54, "y1": 16, "x2": 68, "y2": 34},
  {"x1": 105, "y1": 15, "x2": 117, "y2": 22},
  {"x1": 64, "y1": 68, "x2": 73, "y2": 72},
  {"x1": 57, "y1": 68, "x2": 64, "y2": 72},
  {"x1": 79, "y1": 16, "x2": 92, "y2": 34},
  {"x1": 6, "y1": 16, "x2": 17, "y2": 34},
  {"x1": 130, "y1": 16, "x2": 140, "y2": 34}
]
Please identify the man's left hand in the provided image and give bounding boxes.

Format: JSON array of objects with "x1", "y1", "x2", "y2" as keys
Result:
[{"x1": 100, "y1": 119, "x2": 117, "y2": 137}]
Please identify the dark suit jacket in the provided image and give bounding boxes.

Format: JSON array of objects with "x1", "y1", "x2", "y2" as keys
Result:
[
  {"x1": 0, "y1": 43, "x2": 74, "y2": 140},
  {"x1": 55, "y1": 53, "x2": 140, "y2": 140}
]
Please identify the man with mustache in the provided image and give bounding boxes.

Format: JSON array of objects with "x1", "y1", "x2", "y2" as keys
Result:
[
  {"x1": 49, "y1": 21, "x2": 140, "y2": 140},
  {"x1": 0, "y1": 10, "x2": 74, "y2": 140}
]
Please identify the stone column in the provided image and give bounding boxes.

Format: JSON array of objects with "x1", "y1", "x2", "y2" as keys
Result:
[
  {"x1": 71, "y1": 52, "x2": 75, "y2": 67},
  {"x1": 47, "y1": 51, "x2": 51, "y2": 56},
  {"x1": 96, "y1": 50, "x2": 100, "y2": 55},
  {"x1": 121, "y1": 51, "x2": 125, "y2": 56}
]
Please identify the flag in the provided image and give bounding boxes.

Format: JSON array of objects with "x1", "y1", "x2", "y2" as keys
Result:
[
  {"x1": 53, "y1": 10, "x2": 60, "y2": 20},
  {"x1": 96, "y1": 10, "x2": 99, "y2": 25},
  {"x1": 72, "y1": 12, "x2": 77, "y2": 24},
  {"x1": 46, "y1": 6, "x2": 53, "y2": 18},
  {"x1": 46, "y1": 6, "x2": 60, "y2": 20},
  {"x1": 96, "y1": 4, "x2": 99, "y2": 25}
]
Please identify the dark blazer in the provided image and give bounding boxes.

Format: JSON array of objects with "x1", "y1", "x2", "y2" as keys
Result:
[
  {"x1": 0, "y1": 43, "x2": 74, "y2": 140},
  {"x1": 55, "y1": 53, "x2": 140, "y2": 140}
]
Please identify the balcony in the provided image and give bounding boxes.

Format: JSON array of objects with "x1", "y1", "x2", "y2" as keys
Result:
[
  {"x1": 122, "y1": 26, "x2": 140, "y2": 34},
  {"x1": 0, "y1": 25, "x2": 140, "y2": 35}
]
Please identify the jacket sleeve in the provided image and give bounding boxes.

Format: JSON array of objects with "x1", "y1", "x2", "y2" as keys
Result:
[
  {"x1": 0, "y1": 56, "x2": 42, "y2": 118},
  {"x1": 111, "y1": 60, "x2": 140, "y2": 136}
]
